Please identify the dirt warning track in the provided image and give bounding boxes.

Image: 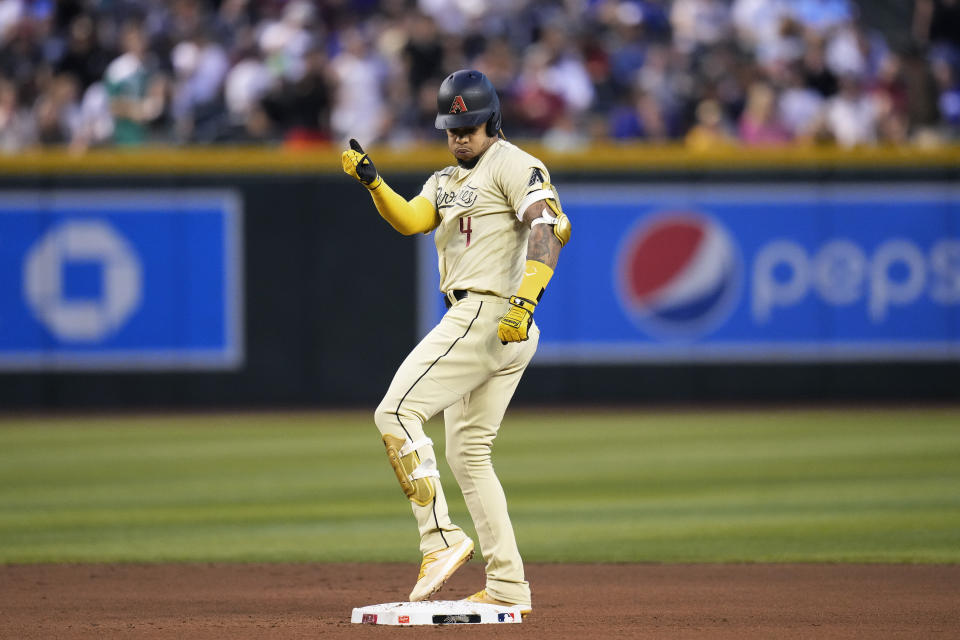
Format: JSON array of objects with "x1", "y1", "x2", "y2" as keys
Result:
[{"x1": 2, "y1": 562, "x2": 957, "y2": 639}]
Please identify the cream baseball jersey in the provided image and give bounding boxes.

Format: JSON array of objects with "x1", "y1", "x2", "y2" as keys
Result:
[{"x1": 417, "y1": 139, "x2": 555, "y2": 298}]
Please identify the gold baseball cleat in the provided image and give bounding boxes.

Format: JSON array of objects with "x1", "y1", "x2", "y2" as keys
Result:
[
  {"x1": 408, "y1": 538, "x2": 474, "y2": 602},
  {"x1": 464, "y1": 589, "x2": 532, "y2": 617}
]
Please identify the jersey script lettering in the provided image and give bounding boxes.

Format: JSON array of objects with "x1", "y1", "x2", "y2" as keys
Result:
[{"x1": 438, "y1": 184, "x2": 479, "y2": 210}]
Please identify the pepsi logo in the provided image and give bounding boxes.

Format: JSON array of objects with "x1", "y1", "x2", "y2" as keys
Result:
[{"x1": 616, "y1": 212, "x2": 742, "y2": 338}]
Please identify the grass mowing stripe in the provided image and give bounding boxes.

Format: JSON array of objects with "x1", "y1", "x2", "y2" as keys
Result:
[{"x1": 0, "y1": 408, "x2": 957, "y2": 563}]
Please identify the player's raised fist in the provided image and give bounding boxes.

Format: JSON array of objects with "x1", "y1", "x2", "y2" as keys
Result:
[
  {"x1": 341, "y1": 138, "x2": 382, "y2": 189},
  {"x1": 498, "y1": 296, "x2": 536, "y2": 343}
]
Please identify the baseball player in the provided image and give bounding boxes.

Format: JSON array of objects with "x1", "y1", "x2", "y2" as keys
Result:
[{"x1": 341, "y1": 69, "x2": 570, "y2": 615}]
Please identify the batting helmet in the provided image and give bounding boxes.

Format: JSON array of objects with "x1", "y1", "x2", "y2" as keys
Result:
[{"x1": 434, "y1": 69, "x2": 502, "y2": 136}]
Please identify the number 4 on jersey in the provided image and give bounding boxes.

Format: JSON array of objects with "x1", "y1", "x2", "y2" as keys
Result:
[{"x1": 460, "y1": 217, "x2": 472, "y2": 247}]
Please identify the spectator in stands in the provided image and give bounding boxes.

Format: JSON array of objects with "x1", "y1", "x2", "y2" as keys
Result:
[
  {"x1": 33, "y1": 72, "x2": 80, "y2": 146},
  {"x1": 670, "y1": 0, "x2": 732, "y2": 54},
  {"x1": 802, "y1": 35, "x2": 838, "y2": 97},
  {"x1": 258, "y1": 0, "x2": 315, "y2": 83},
  {"x1": 103, "y1": 20, "x2": 166, "y2": 146},
  {"x1": 824, "y1": 74, "x2": 878, "y2": 147},
  {"x1": 512, "y1": 46, "x2": 567, "y2": 136},
  {"x1": 825, "y1": 20, "x2": 888, "y2": 81},
  {"x1": 473, "y1": 36, "x2": 517, "y2": 97},
  {"x1": 751, "y1": 13, "x2": 805, "y2": 70},
  {"x1": 71, "y1": 81, "x2": 114, "y2": 152},
  {"x1": 610, "y1": 88, "x2": 670, "y2": 141},
  {"x1": 731, "y1": 0, "x2": 790, "y2": 51},
  {"x1": 402, "y1": 12, "x2": 444, "y2": 97},
  {"x1": 170, "y1": 27, "x2": 229, "y2": 142},
  {"x1": 212, "y1": 0, "x2": 255, "y2": 54},
  {"x1": 604, "y1": 2, "x2": 650, "y2": 93},
  {"x1": 222, "y1": 44, "x2": 272, "y2": 133},
  {"x1": 633, "y1": 44, "x2": 684, "y2": 130},
  {"x1": 267, "y1": 44, "x2": 333, "y2": 146},
  {"x1": 166, "y1": 0, "x2": 208, "y2": 49},
  {"x1": 533, "y1": 21, "x2": 595, "y2": 118},
  {"x1": 330, "y1": 27, "x2": 387, "y2": 145},
  {"x1": 739, "y1": 81, "x2": 790, "y2": 145},
  {"x1": 0, "y1": 76, "x2": 33, "y2": 152},
  {"x1": 580, "y1": 33, "x2": 617, "y2": 116},
  {"x1": 776, "y1": 62, "x2": 826, "y2": 142},
  {"x1": 685, "y1": 98, "x2": 736, "y2": 149},
  {"x1": 869, "y1": 52, "x2": 909, "y2": 145},
  {"x1": 55, "y1": 14, "x2": 113, "y2": 93},
  {"x1": 692, "y1": 43, "x2": 751, "y2": 129},
  {"x1": 0, "y1": 12, "x2": 44, "y2": 104}
]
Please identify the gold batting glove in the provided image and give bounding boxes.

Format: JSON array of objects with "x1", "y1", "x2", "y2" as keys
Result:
[
  {"x1": 498, "y1": 296, "x2": 536, "y2": 343},
  {"x1": 498, "y1": 260, "x2": 555, "y2": 343},
  {"x1": 341, "y1": 138, "x2": 382, "y2": 189}
]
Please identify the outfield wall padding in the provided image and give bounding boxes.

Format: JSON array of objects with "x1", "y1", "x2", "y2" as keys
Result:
[{"x1": 0, "y1": 149, "x2": 957, "y2": 407}]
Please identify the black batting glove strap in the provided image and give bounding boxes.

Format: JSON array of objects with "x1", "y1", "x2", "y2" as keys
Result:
[{"x1": 508, "y1": 296, "x2": 537, "y2": 314}]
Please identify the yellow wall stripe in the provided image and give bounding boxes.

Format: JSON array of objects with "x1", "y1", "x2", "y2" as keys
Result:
[{"x1": 0, "y1": 144, "x2": 957, "y2": 175}]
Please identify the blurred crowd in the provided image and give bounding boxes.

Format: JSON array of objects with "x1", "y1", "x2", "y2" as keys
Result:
[{"x1": 1, "y1": 0, "x2": 960, "y2": 152}]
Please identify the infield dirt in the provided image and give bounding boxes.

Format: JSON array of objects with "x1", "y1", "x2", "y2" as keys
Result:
[{"x1": 2, "y1": 562, "x2": 957, "y2": 639}]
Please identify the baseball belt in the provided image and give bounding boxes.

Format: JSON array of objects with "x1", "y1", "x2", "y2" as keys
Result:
[{"x1": 444, "y1": 290, "x2": 470, "y2": 308}]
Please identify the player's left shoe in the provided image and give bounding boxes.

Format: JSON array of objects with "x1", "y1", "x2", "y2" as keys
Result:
[
  {"x1": 409, "y1": 538, "x2": 474, "y2": 601},
  {"x1": 464, "y1": 589, "x2": 532, "y2": 616}
]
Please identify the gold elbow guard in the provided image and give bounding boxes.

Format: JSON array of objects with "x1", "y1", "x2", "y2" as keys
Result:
[
  {"x1": 553, "y1": 211, "x2": 571, "y2": 247},
  {"x1": 544, "y1": 198, "x2": 571, "y2": 247},
  {"x1": 382, "y1": 434, "x2": 437, "y2": 507}
]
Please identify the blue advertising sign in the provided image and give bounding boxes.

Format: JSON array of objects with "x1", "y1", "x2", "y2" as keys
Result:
[
  {"x1": 417, "y1": 183, "x2": 960, "y2": 363},
  {"x1": 0, "y1": 191, "x2": 243, "y2": 370}
]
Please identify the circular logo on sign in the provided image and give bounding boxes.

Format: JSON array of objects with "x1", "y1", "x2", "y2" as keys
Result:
[
  {"x1": 615, "y1": 211, "x2": 742, "y2": 338},
  {"x1": 23, "y1": 220, "x2": 143, "y2": 342}
]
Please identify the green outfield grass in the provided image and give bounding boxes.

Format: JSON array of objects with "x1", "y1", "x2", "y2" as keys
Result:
[{"x1": 0, "y1": 408, "x2": 958, "y2": 564}]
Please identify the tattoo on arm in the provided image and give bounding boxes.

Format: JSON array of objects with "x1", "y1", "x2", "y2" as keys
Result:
[
  {"x1": 522, "y1": 201, "x2": 562, "y2": 270},
  {"x1": 528, "y1": 224, "x2": 561, "y2": 269}
]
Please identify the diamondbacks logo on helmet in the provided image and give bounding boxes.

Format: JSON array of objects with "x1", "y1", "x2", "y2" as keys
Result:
[
  {"x1": 616, "y1": 212, "x2": 742, "y2": 337},
  {"x1": 449, "y1": 95, "x2": 468, "y2": 114}
]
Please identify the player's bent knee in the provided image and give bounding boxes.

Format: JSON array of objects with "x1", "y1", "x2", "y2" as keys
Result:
[
  {"x1": 373, "y1": 400, "x2": 423, "y2": 436},
  {"x1": 382, "y1": 434, "x2": 440, "y2": 507},
  {"x1": 372, "y1": 401, "x2": 398, "y2": 435}
]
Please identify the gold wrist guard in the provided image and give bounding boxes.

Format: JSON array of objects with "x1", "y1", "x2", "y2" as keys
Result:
[{"x1": 516, "y1": 260, "x2": 554, "y2": 304}]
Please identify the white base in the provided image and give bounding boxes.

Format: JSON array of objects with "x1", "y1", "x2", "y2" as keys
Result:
[{"x1": 351, "y1": 600, "x2": 524, "y2": 625}]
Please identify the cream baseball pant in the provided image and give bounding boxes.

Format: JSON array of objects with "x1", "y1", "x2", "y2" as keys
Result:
[{"x1": 374, "y1": 292, "x2": 538, "y2": 606}]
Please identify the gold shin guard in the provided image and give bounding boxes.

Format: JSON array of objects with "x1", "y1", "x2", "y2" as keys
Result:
[{"x1": 383, "y1": 434, "x2": 439, "y2": 507}]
